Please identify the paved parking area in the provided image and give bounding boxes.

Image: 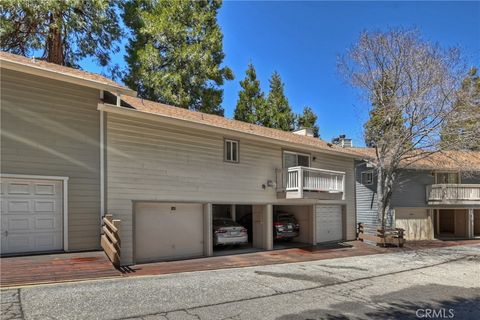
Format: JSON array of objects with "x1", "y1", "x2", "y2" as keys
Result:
[
  {"x1": 123, "y1": 239, "x2": 480, "y2": 276},
  {"x1": 2, "y1": 244, "x2": 479, "y2": 320}
]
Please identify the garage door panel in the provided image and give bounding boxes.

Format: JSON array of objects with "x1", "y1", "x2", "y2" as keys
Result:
[
  {"x1": 1, "y1": 178, "x2": 63, "y2": 255},
  {"x1": 135, "y1": 203, "x2": 204, "y2": 263},
  {"x1": 34, "y1": 183, "x2": 57, "y2": 195},
  {"x1": 7, "y1": 200, "x2": 31, "y2": 213},
  {"x1": 34, "y1": 200, "x2": 56, "y2": 212},
  {"x1": 7, "y1": 182, "x2": 31, "y2": 194},
  {"x1": 315, "y1": 205, "x2": 343, "y2": 243},
  {"x1": 7, "y1": 217, "x2": 32, "y2": 231}
]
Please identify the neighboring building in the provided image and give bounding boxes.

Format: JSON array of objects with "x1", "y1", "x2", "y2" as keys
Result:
[
  {"x1": 332, "y1": 135, "x2": 353, "y2": 148},
  {"x1": 1, "y1": 52, "x2": 362, "y2": 266},
  {"x1": 354, "y1": 148, "x2": 480, "y2": 240}
]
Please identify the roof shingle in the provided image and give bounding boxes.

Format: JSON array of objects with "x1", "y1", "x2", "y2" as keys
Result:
[
  {"x1": 0, "y1": 51, "x2": 134, "y2": 95},
  {"x1": 121, "y1": 95, "x2": 361, "y2": 157}
]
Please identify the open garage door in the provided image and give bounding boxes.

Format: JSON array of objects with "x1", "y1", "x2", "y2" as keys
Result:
[
  {"x1": 315, "y1": 205, "x2": 343, "y2": 243},
  {"x1": 135, "y1": 202, "x2": 204, "y2": 263}
]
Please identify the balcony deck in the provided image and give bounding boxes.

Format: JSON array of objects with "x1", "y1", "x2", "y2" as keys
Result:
[
  {"x1": 277, "y1": 166, "x2": 345, "y2": 200},
  {"x1": 426, "y1": 184, "x2": 480, "y2": 205}
]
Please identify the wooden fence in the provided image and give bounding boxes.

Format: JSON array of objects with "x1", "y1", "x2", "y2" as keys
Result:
[
  {"x1": 358, "y1": 223, "x2": 405, "y2": 247},
  {"x1": 101, "y1": 214, "x2": 121, "y2": 267}
]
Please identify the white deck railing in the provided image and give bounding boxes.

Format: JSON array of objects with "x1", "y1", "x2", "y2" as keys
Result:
[
  {"x1": 285, "y1": 166, "x2": 345, "y2": 196},
  {"x1": 426, "y1": 184, "x2": 480, "y2": 204}
]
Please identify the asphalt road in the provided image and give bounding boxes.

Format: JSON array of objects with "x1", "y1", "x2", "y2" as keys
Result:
[{"x1": 1, "y1": 244, "x2": 479, "y2": 320}]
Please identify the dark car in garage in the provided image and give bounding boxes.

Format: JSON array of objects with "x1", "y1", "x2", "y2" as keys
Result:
[
  {"x1": 237, "y1": 212, "x2": 300, "y2": 242},
  {"x1": 273, "y1": 212, "x2": 300, "y2": 240}
]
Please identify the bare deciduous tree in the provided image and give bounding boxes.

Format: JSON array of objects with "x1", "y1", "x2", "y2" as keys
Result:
[{"x1": 338, "y1": 28, "x2": 467, "y2": 227}]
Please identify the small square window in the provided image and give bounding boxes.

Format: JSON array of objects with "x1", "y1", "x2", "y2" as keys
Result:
[
  {"x1": 225, "y1": 139, "x2": 239, "y2": 163},
  {"x1": 362, "y1": 171, "x2": 373, "y2": 185}
]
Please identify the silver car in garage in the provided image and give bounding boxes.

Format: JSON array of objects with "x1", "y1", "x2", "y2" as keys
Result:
[{"x1": 213, "y1": 218, "x2": 248, "y2": 246}]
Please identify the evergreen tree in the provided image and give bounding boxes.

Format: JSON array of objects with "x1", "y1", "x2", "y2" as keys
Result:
[
  {"x1": 441, "y1": 67, "x2": 480, "y2": 150},
  {"x1": 364, "y1": 73, "x2": 407, "y2": 148},
  {"x1": 0, "y1": 1, "x2": 121, "y2": 67},
  {"x1": 123, "y1": 0, "x2": 233, "y2": 116},
  {"x1": 296, "y1": 106, "x2": 320, "y2": 137},
  {"x1": 258, "y1": 72, "x2": 295, "y2": 131},
  {"x1": 234, "y1": 63, "x2": 265, "y2": 124}
]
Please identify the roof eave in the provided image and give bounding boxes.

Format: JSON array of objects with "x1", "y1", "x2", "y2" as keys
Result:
[
  {"x1": 1, "y1": 58, "x2": 137, "y2": 97},
  {"x1": 98, "y1": 103, "x2": 364, "y2": 160}
]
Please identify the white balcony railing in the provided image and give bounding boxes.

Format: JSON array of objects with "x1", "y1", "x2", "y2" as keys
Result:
[
  {"x1": 283, "y1": 166, "x2": 345, "y2": 198},
  {"x1": 426, "y1": 184, "x2": 480, "y2": 205}
]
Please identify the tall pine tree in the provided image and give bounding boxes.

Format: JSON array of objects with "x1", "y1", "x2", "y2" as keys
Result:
[
  {"x1": 364, "y1": 73, "x2": 407, "y2": 147},
  {"x1": 441, "y1": 67, "x2": 480, "y2": 150},
  {"x1": 234, "y1": 63, "x2": 265, "y2": 124},
  {"x1": 123, "y1": 0, "x2": 233, "y2": 115},
  {"x1": 258, "y1": 72, "x2": 295, "y2": 131},
  {"x1": 1, "y1": 1, "x2": 121, "y2": 67},
  {"x1": 296, "y1": 106, "x2": 320, "y2": 137}
]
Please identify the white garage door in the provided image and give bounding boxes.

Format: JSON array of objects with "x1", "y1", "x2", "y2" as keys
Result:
[
  {"x1": 1, "y1": 178, "x2": 63, "y2": 255},
  {"x1": 315, "y1": 205, "x2": 343, "y2": 243},
  {"x1": 135, "y1": 202, "x2": 204, "y2": 263}
]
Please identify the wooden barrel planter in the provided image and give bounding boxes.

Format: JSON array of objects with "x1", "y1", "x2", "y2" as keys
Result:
[{"x1": 358, "y1": 223, "x2": 405, "y2": 247}]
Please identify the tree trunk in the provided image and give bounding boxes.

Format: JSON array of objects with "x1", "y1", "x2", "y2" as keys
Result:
[
  {"x1": 46, "y1": 11, "x2": 64, "y2": 65},
  {"x1": 376, "y1": 165, "x2": 384, "y2": 226}
]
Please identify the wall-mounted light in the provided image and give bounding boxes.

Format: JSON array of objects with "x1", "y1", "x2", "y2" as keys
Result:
[
  {"x1": 267, "y1": 180, "x2": 276, "y2": 188},
  {"x1": 263, "y1": 180, "x2": 277, "y2": 189}
]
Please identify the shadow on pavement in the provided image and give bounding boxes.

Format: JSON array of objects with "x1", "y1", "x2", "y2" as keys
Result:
[{"x1": 276, "y1": 284, "x2": 480, "y2": 320}]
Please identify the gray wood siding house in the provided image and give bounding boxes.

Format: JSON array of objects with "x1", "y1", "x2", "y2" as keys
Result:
[
  {"x1": 355, "y1": 152, "x2": 480, "y2": 241},
  {"x1": 1, "y1": 52, "x2": 362, "y2": 266}
]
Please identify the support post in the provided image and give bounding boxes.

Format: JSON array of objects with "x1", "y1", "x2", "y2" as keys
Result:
[
  {"x1": 231, "y1": 204, "x2": 236, "y2": 221},
  {"x1": 468, "y1": 209, "x2": 474, "y2": 239},
  {"x1": 298, "y1": 168, "x2": 304, "y2": 198},
  {"x1": 203, "y1": 203, "x2": 213, "y2": 256},
  {"x1": 311, "y1": 205, "x2": 317, "y2": 245},
  {"x1": 265, "y1": 204, "x2": 273, "y2": 250}
]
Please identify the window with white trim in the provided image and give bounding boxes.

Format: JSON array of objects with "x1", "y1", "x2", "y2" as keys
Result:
[
  {"x1": 283, "y1": 151, "x2": 310, "y2": 168},
  {"x1": 436, "y1": 172, "x2": 460, "y2": 184},
  {"x1": 224, "y1": 139, "x2": 239, "y2": 163},
  {"x1": 362, "y1": 171, "x2": 373, "y2": 185}
]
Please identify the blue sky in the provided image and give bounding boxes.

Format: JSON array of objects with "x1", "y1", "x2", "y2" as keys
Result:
[{"x1": 83, "y1": 1, "x2": 480, "y2": 146}]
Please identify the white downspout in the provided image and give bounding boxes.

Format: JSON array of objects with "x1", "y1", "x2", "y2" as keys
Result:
[{"x1": 100, "y1": 90, "x2": 105, "y2": 226}]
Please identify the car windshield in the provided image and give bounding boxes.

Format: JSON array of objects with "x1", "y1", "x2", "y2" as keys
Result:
[
  {"x1": 213, "y1": 219, "x2": 241, "y2": 227},
  {"x1": 275, "y1": 214, "x2": 296, "y2": 223}
]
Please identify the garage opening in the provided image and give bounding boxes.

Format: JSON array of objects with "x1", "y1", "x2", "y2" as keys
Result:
[
  {"x1": 134, "y1": 202, "x2": 204, "y2": 264},
  {"x1": 435, "y1": 209, "x2": 469, "y2": 239},
  {"x1": 212, "y1": 204, "x2": 263, "y2": 256},
  {"x1": 272, "y1": 205, "x2": 312, "y2": 250}
]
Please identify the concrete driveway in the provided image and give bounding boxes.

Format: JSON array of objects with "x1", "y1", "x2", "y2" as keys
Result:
[{"x1": 1, "y1": 244, "x2": 479, "y2": 320}]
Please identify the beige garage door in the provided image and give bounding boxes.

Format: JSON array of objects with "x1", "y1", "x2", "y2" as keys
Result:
[
  {"x1": 135, "y1": 202, "x2": 204, "y2": 263},
  {"x1": 395, "y1": 208, "x2": 433, "y2": 240},
  {"x1": 1, "y1": 178, "x2": 63, "y2": 255},
  {"x1": 315, "y1": 205, "x2": 343, "y2": 243}
]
